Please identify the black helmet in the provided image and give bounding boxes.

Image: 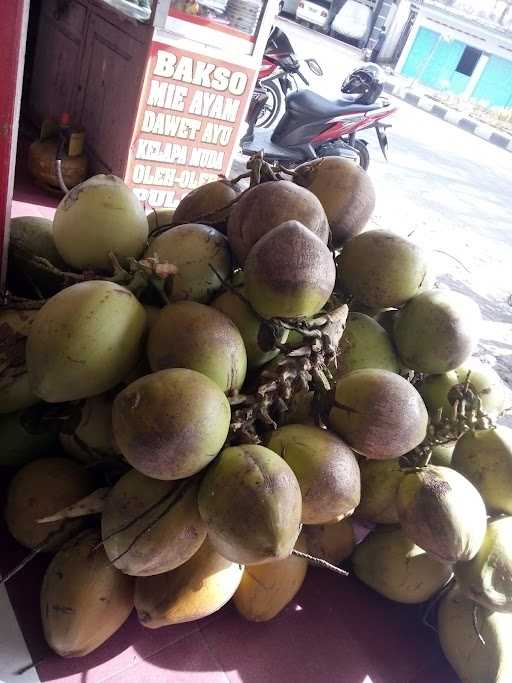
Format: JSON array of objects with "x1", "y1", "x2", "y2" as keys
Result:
[{"x1": 341, "y1": 63, "x2": 384, "y2": 105}]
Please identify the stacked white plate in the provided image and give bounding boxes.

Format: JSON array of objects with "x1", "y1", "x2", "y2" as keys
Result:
[
  {"x1": 200, "y1": 0, "x2": 229, "y2": 13},
  {"x1": 225, "y1": 0, "x2": 262, "y2": 34}
]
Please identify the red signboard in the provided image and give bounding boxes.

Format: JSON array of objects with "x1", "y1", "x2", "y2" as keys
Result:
[{"x1": 125, "y1": 41, "x2": 256, "y2": 209}]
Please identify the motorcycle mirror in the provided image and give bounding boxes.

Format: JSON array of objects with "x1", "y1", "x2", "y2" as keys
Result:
[{"x1": 306, "y1": 59, "x2": 323, "y2": 77}]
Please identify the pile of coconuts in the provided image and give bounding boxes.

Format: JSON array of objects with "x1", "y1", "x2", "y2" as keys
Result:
[{"x1": 1, "y1": 157, "x2": 511, "y2": 682}]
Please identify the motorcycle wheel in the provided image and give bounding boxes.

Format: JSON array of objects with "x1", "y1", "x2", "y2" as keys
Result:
[
  {"x1": 353, "y1": 139, "x2": 370, "y2": 171},
  {"x1": 256, "y1": 81, "x2": 283, "y2": 129}
]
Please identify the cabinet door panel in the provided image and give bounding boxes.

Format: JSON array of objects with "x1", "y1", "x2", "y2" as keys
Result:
[
  {"x1": 78, "y1": 16, "x2": 147, "y2": 175},
  {"x1": 46, "y1": 0, "x2": 87, "y2": 41},
  {"x1": 29, "y1": 2, "x2": 85, "y2": 123}
]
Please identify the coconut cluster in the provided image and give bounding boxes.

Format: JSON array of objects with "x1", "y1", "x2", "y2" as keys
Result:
[{"x1": 1, "y1": 164, "x2": 510, "y2": 681}]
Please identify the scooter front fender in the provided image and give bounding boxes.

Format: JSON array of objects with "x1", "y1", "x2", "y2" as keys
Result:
[{"x1": 375, "y1": 123, "x2": 389, "y2": 160}]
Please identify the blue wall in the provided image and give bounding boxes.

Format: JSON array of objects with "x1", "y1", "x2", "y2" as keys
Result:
[
  {"x1": 401, "y1": 26, "x2": 512, "y2": 107},
  {"x1": 472, "y1": 56, "x2": 512, "y2": 108},
  {"x1": 401, "y1": 27, "x2": 469, "y2": 93}
]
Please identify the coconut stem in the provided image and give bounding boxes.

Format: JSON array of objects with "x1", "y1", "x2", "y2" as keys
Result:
[
  {"x1": 148, "y1": 154, "x2": 298, "y2": 240},
  {"x1": 291, "y1": 549, "x2": 348, "y2": 576},
  {"x1": 274, "y1": 165, "x2": 298, "y2": 177},
  {"x1": 406, "y1": 375, "x2": 495, "y2": 469},
  {"x1": 3, "y1": 243, "x2": 174, "y2": 305},
  {"x1": 228, "y1": 306, "x2": 348, "y2": 444},
  {"x1": 15, "y1": 652, "x2": 57, "y2": 676},
  {"x1": 150, "y1": 153, "x2": 295, "y2": 237},
  {"x1": 472, "y1": 603, "x2": 486, "y2": 646},
  {"x1": 149, "y1": 189, "x2": 248, "y2": 239},
  {"x1": 8, "y1": 238, "x2": 88, "y2": 286},
  {"x1": 433, "y1": 249, "x2": 471, "y2": 274},
  {"x1": 228, "y1": 170, "x2": 252, "y2": 185},
  {"x1": 0, "y1": 520, "x2": 78, "y2": 585},
  {"x1": 421, "y1": 575, "x2": 455, "y2": 632},
  {"x1": 209, "y1": 263, "x2": 262, "y2": 315},
  {"x1": 0, "y1": 294, "x2": 46, "y2": 310},
  {"x1": 37, "y1": 487, "x2": 111, "y2": 523},
  {"x1": 0, "y1": 548, "x2": 43, "y2": 585},
  {"x1": 210, "y1": 262, "x2": 347, "y2": 351}
]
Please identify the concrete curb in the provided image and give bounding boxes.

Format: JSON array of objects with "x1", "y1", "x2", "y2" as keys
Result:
[{"x1": 384, "y1": 82, "x2": 512, "y2": 153}]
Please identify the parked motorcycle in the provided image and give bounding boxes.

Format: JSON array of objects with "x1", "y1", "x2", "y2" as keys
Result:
[
  {"x1": 257, "y1": 26, "x2": 323, "y2": 128},
  {"x1": 243, "y1": 63, "x2": 397, "y2": 170}
]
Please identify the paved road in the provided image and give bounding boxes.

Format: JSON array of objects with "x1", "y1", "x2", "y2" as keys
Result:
[
  {"x1": 274, "y1": 17, "x2": 362, "y2": 93},
  {"x1": 239, "y1": 18, "x2": 512, "y2": 396},
  {"x1": 368, "y1": 98, "x2": 512, "y2": 391}
]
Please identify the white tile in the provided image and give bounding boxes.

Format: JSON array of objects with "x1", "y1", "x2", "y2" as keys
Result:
[
  {"x1": 474, "y1": 126, "x2": 493, "y2": 141},
  {"x1": 443, "y1": 109, "x2": 462, "y2": 125},
  {"x1": 0, "y1": 586, "x2": 39, "y2": 683},
  {"x1": 418, "y1": 98, "x2": 433, "y2": 112}
]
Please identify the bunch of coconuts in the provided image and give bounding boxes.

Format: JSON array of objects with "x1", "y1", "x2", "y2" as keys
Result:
[{"x1": 0, "y1": 159, "x2": 510, "y2": 682}]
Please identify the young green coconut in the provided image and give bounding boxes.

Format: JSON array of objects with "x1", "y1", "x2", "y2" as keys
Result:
[
  {"x1": 301, "y1": 519, "x2": 355, "y2": 565},
  {"x1": 0, "y1": 309, "x2": 39, "y2": 414},
  {"x1": 352, "y1": 526, "x2": 453, "y2": 603},
  {"x1": 418, "y1": 370, "x2": 460, "y2": 414},
  {"x1": 145, "y1": 223, "x2": 232, "y2": 303},
  {"x1": 227, "y1": 180, "x2": 329, "y2": 265},
  {"x1": 329, "y1": 369, "x2": 428, "y2": 459},
  {"x1": 266, "y1": 424, "x2": 361, "y2": 524},
  {"x1": 233, "y1": 536, "x2": 308, "y2": 622},
  {"x1": 356, "y1": 458, "x2": 405, "y2": 524},
  {"x1": 430, "y1": 441, "x2": 456, "y2": 467},
  {"x1": 172, "y1": 179, "x2": 239, "y2": 231},
  {"x1": 393, "y1": 289, "x2": 481, "y2": 374},
  {"x1": 396, "y1": 465, "x2": 487, "y2": 563},
  {"x1": 135, "y1": 538, "x2": 243, "y2": 627},
  {"x1": 101, "y1": 470, "x2": 206, "y2": 576},
  {"x1": 53, "y1": 174, "x2": 148, "y2": 270},
  {"x1": 438, "y1": 585, "x2": 512, "y2": 683},
  {"x1": 337, "y1": 230, "x2": 428, "y2": 309},
  {"x1": 5, "y1": 457, "x2": 95, "y2": 550},
  {"x1": 293, "y1": 156, "x2": 376, "y2": 248},
  {"x1": 26, "y1": 281, "x2": 147, "y2": 403},
  {"x1": 147, "y1": 301, "x2": 247, "y2": 393},
  {"x1": 9, "y1": 216, "x2": 66, "y2": 268},
  {"x1": 112, "y1": 368, "x2": 230, "y2": 480},
  {"x1": 452, "y1": 426, "x2": 512, "y2": 514},
  {"x1": 335, "y1": 312, "x2": 400, "y2": 378},
  {"x1": 0, "y1": 410, "x2": 57, "y2": 468},
  {"x1": 212, "y1": 288, "x2": 288, "y2": 368},
  {"x1": 197, "y1": 444, "x2": 302, "y2": 565},
  {"x1": 455, "y1": 516, "x2": 512, "y2": 612},
  {"x1": 60, "y1": 394, "x2": 118, "y2": 464},
  {"x1": 244, "y1": 220, "x2": 336, "y2": 319},
  {"x1": 146, "y1": 208, "x2": 175, "y2": 233},
  {"x1": 41, "y1": 529, "x2": 134, "y2": 658}
]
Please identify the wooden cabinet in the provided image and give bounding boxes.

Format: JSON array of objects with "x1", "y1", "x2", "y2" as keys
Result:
[
  {"x1": 29, "y1": 0, "x2": 86, "y2": 122},
  {"x1": 29, "y1": 0, "x2": 152, "y2": 176},
  {"x1": 77, "y1": 14, "x2": 149, "y2": 175}
]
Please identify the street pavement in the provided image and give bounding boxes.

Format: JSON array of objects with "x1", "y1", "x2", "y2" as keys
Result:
[
  {"x1": 237, "y1": 18, "x2": 512, "y2": 401},
  {"x1": 367, "y1": 97, "x2": 512, "y2": 393}
]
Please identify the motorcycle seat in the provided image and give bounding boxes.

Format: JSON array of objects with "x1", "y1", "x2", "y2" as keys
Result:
[{"x1": 286, "y1": 90, "x2": 381, "y2": 118}]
